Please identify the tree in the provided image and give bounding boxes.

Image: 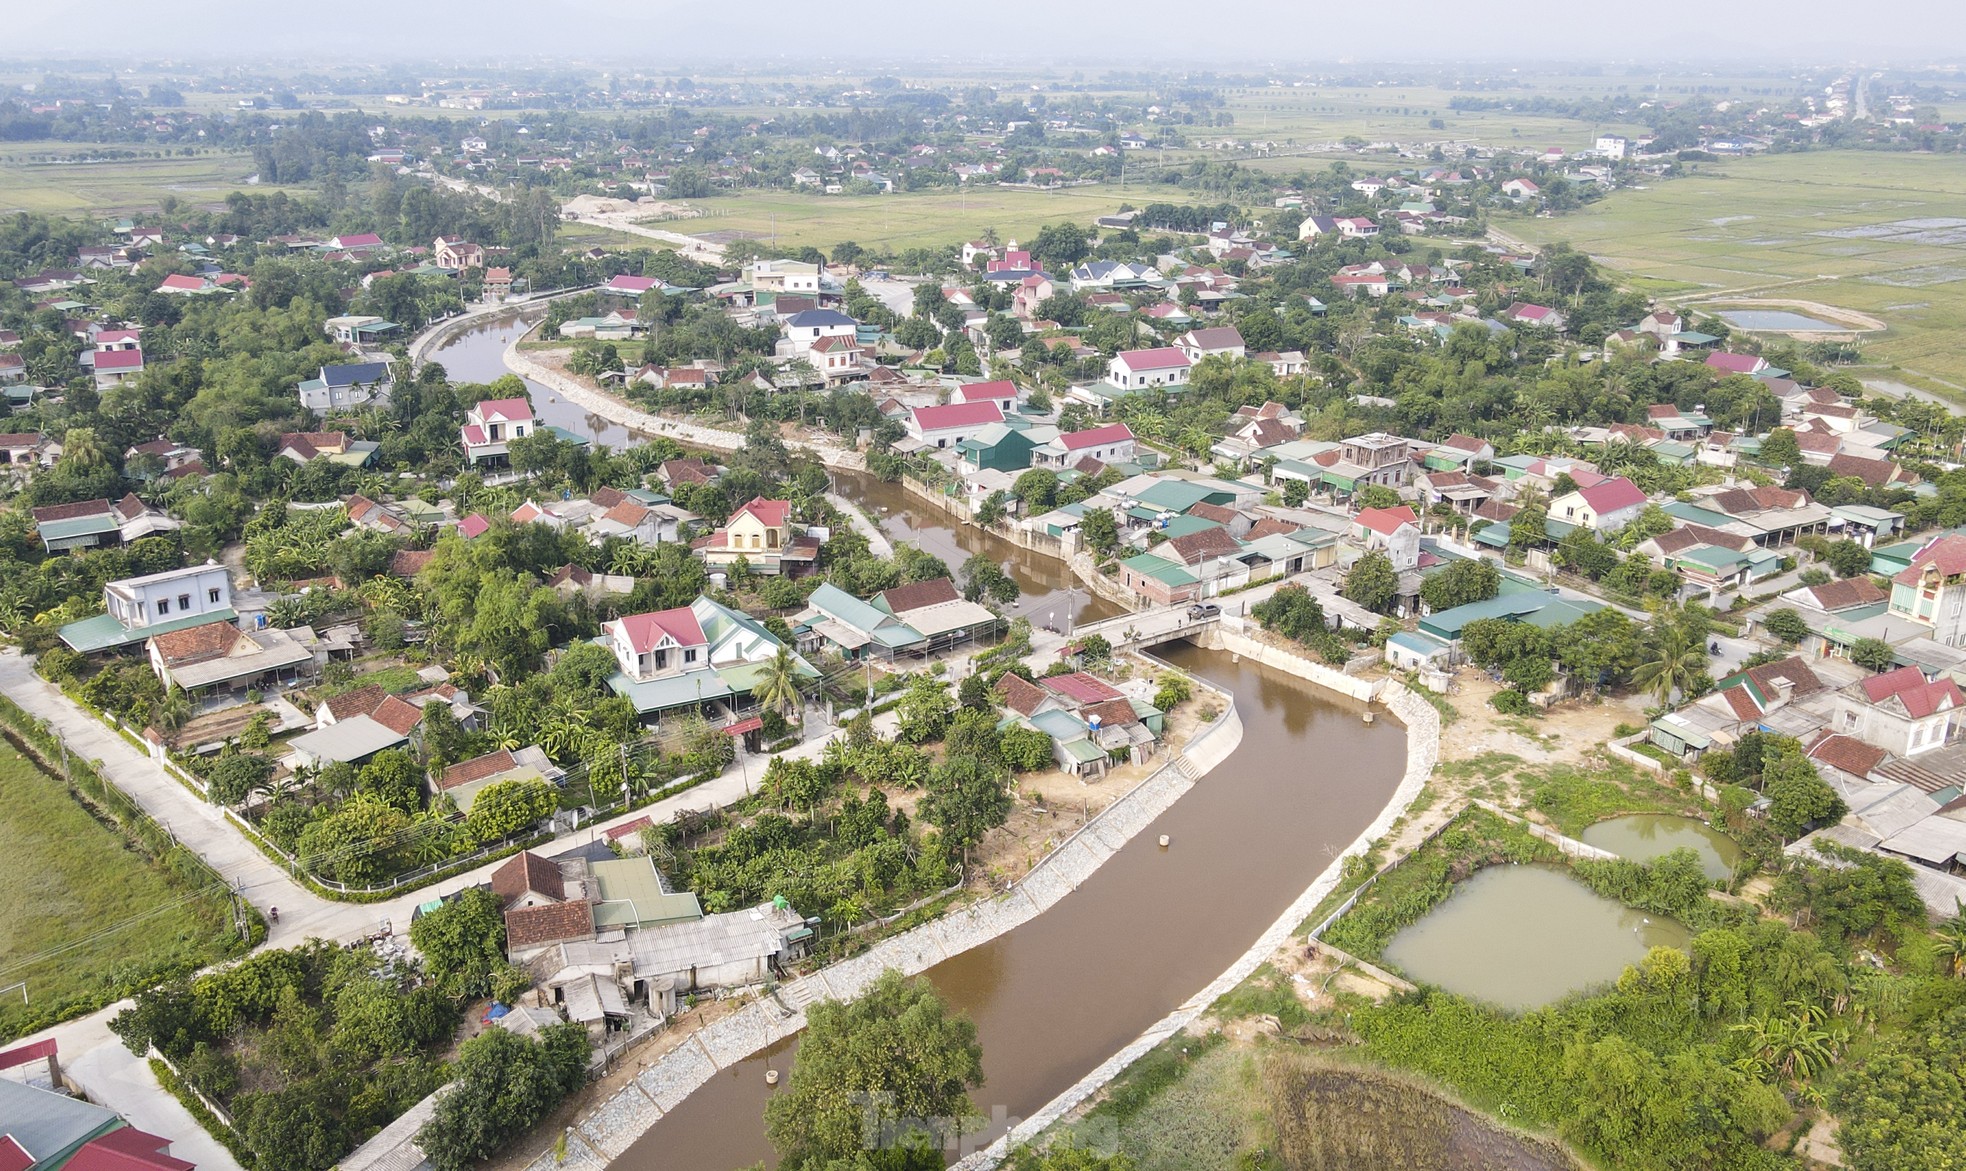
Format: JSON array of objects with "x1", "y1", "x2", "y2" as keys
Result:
[
  {"x1": 764, "y1": 970, "x2": 984, "y2": 1171},
  {"x1": 409, "y1": 887, "x2": 508, "y2": 999},
  {"x1": 1012, "y1": 468, "x2": 1059, "y2": 511},
  {"x1": 1000, "y1": 724, "x2": 1055, "y2": 772},
  {"x1": 1758, "y1": 427, "x2": 1802, "y2": 470},
  {"x1": 1764, "y1": 742, "x2": 1848, "y2": 838},
  {"x1": 1764, "y1": 608, "x2": 1810, "y2": 645},
  {"x1": 1420, "y1": 558, "x2": 1500, "y2": 612},
  {"x1": 1342, "y1": 551, "x2": 1399, "y2": 614},
  {"x1": 1281, "y1": 478, "x2": 1309, "y2": 508},
  {"x1": 753, "y1": 645, "x2": 805, "y2": 722},
  {"x1": 1850, "y1": 638, "x2": 1896, "y2": 672},
  {"x1": 462, "y1": 778, "x2": 558, "y2": 847},
  {"x1": 207, "y1": 752, "x2": 275, "y2": 806},
  {"x1": 1355, "y1": 485, "x2": 1401, "y2": 511},
  {"x1": 896, "y1": 675, "x2": 954, "y2": 744},
  {"x1": 922, "y1": 755, "x2": 1013, "y2": 861},
  {"x1": 1823, "y1": 540, "x2": 1874, "y2": 578},
  {"x1": 1834, "y1": 1007, "x2": 1966, "y2": 1171},
  {"x1": 1078, "y1": 507, "x2": 1119, "y2": 556},
  {"x1": 1632, "y1": 610, "x2": 1709, "y2": 707},
  {"x1": 417, "y1": 1024, "x2": 589, "y2": 1171}
]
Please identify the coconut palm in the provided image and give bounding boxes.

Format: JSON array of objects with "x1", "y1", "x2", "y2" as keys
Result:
[
  {"x1": 1632, "y1": 612, "x2": 1709, "y2": 707},
  {"x1": 752, "y1": 645, "x2": 804, "y2": 722},
  {"x1": 1937, "y1": 903, "x2": 1966, "y2": 978},
  {"x1": 155, "y1": 687, "x2": 193, "y2": 734}
]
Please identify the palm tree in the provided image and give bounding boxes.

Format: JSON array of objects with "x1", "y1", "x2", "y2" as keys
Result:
[
  {"x1": 155, "y1": 687, "x2": 193, "y2": 734},
  {"x1": 753, "y1": 645, "x2": 803, "y2": 722},
  {"x1": 1633, "y1": 612, "x2": 1708, "y2": 707},
  {"x1": 1731, "y1": 1001, "x2": 1846, "y2": 1082},
  {"x1": 1936, "y1": 903, "x2": 1966, "y2": 978}
]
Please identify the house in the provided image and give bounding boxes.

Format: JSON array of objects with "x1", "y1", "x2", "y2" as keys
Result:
[
  {"x1": 434, "y1": 745, "x2": 561, "y2": 813},
  {"x1": 1107, "y1": 347, "x2": 1192, "y2": 391},
  {"x1": 287, "y1": 689, "x2": 427, "y2": 767},
  {"x1": 1116, "y1": 551, "x2": 1201, "y2": 607},
  {"x1": 603, "y1": 596, "x2": 815, "y2": 718},
  {"x1": 482, "y1": 266, "x2": 514, "y2": 301},
  {"x1": 1318, "y1": 432, "x2": 1416, "y2": 497},
  {"x1": 1501, "y1": 178, "x2": 1541, "y2": 199},
  {"x1": 691, "y1": 497, "x2": 819, "y2": 576},
  {"x1": 1424, "y1": 433, "x2": 1494, "y2": 472},
  {"x1": 600, "y1": 274, "x2": 661, "y2": 301},
  {"x1": 547, "y1": 564, "x2": 637, "y2": 600},
  {"x1": 147, "y1": 621, "x2": 319, "y2": 700},
  {"x1": 154, "y1": 273, "x2": 221, "y2": 295},
  {"x1": 91, "y1": 346, "x2": 144, "y2": 389},
  {"x1": 432, "y1": 235, "x2": 485, "y2": 270},
  {"x1": 1707, "y1": 351, "x2": 1771, "y2": 378},
  {"x1": 1175, "y1": 326, "x2": 1246, "y2": 363},
  {"x1": 278, "y1": 431, "x2": 376, "y2": 466},
  {"x1": 58, "y1": 563, "x2": 236, "y2": 654},
  {"x1": 297, "y1": 361, "x2": 394, "y2": 415},
  {"x1": 30, "y1": 495, "x2": 178, "y2": 554},
  {"x1": 461, "y1": 398, "x2": 535, "y2": 466},
  {"x1": 659, "y1": 458, "x2": 719, "y2": 488},
  {"x1": 778, "y1": 308, "x2": 859, "y2": 359},
  {"x1": 869, "y1": 577, "x2": 1000, "y2": 652},
  {"x1": 1827, "y1": 452, "x2": 1911, "y2": 490},
  {"x1": 950, "y1": 380, "x2": 1018, "y2": 414},
  {"x1": 1828, "y1": 666, "x2": 1965, "y2": 758},
  {"x1": 1551, "y1": 475, "x2": 1648, "y2": 532},
  {"x1": 954, "y1": 423, "x2": 1043, "y2": 474},
  {"x1": 0, "y1": 1079, "x2": 196, "y2": 1171},
  {"x1": 806, "y1": 334, "x2": 864, "y2": 381},
  {"x1": 1887, "y1": 533, "x2": 1966, "y2": 647},
  {"x1": 323, "y1": 315, "x2": 400, "y2": 347},
  {"x1": 795, "y1": 582, "x2": 931, "y2": 661},
  {"x1": 907, "y1": 400, "x2": 1004, "y2": 450},
  {"x1": 1503, "y1": 302, "x2": 1566, "y2": 331},
  {"x1": 1032, "y1": 423, "x2": 1136, "y2": 469},
  {"x1": 0, "y1": 431, "x2": 47, "y2": 470},
  {"x1": 1352, "y1": 506, "x2": 1422, "y2": 571}
]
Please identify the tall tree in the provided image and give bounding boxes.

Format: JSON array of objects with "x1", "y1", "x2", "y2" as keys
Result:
[{"x1": 764, "y1": 971, "x2": 984, "y2": 1170}]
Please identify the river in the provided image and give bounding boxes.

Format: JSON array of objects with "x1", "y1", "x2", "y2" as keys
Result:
[{"x1": 429, "y1": 310, "x2": 1413, "y2": 1171}]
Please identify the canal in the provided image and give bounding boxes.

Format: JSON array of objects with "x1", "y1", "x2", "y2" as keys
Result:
[
  {"x1": 622, "y1": 643, "x2": 1407, "y2": 1170},
  {"x1": 433, "y1": 309, "x2": 1415, "y2": 1171}
]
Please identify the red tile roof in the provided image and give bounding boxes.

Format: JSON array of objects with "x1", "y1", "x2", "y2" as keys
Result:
[
  {"x1": 1062, "y1": 422, "x2": 1134, "y2": 451},
  {"x1": 911, "y1": 401, "x2": 1004, "y2": 431},
  {"x1": 324, "y1": 684, "x2": 387, "y2": 722},
  {"x1": 730, "y1": 496, "x2": 789, "y2": 529},
  {"x1": 1804, "y1": 577, "x2": 1887, "y2": 611},
  {"x1": 1079, "y1": 697, "x2": 1140, "y2": 729},
  {"x1": 32, "y1": 498, "x2": 114, "y2": 523},
  {"x1": 63, "y1": 1127, "x2": 194, "y2": 1171},
  {"x1": 505, "y1": 900, "x2": 595, "y2": 950},
  {"x1": 439, "y1": 749, "x2": 517, "y2": 790},
  {"x1": 1576, "y1": 476, "x2": 1647, "y2": 514},
  {"x1": 1893, "y1": 534, "x2": 1966, "y2": 587},
  {"x1": 613, "y1": 606, "x2": 706, "y2": 654},
  {"x1": 877, "y1": 577, "x2": 961, "y2": 614},
  {"x1": 1827, "y1": 452, "x2": 1903, "y2": 488},
  {"x1": 473, "y1": 397, "x2": 533, "y2": 423},
  {"x1": 370, "y1": 695, "x2": 425, "y2": 736},
  {"x1": 491, "y1": 849, "x2": 565, "y2": 905},
  {"x1": 1166, "y1": 525, "x2": 1242, "y2": 565},
  {"x1": 1114, "y1": 346, "x2": 1191, "y2": 372},
  {"x1": 1806, "y1": 732, "x2": 1887, "y2": 778},
  {"x1": 1356, "y1": 505, "x2": 1419, "y2": 536},
  {"x1": 995, "y1": 672, "x2": 1049, "y2": 717},
  {"x1": 1181, "y1": 325, "x2": 1245, "y2": 351},
  {"x1": 150, "y1": 622, "x2": 244, "y2": 665}
]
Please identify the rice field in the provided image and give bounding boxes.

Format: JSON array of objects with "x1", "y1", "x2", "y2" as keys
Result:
[
  {"x1": 0, "y1": 147, "x2": 281, "y2": 216},
  {"x1": 1505, "y1": 151, "x2": 1966, "y2": 389}
]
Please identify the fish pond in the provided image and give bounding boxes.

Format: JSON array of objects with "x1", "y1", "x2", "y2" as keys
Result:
[
  {"x1": 1581, "y1": 814, "x2": 1742, "y2": 882},
  {"x1": 1381, "y1": 864, "x2": 1690, "y2": 1012}
]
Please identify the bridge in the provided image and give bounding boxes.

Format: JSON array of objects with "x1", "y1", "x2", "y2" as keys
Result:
[{"x1": 1066, "y1": 605, "x2": 1223, "y2": 654}]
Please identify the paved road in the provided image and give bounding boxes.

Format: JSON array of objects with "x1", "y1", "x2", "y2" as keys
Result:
[{"x1": 0, "y1": 649, "x2": 860, "y2": 1156}]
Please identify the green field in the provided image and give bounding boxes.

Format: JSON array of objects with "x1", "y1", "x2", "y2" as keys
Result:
[
  {"x1": 662, "y1": 181, "x2": 1203, "y2": 253},
  {"x1": 0, "y1": 148, "x2": 277, "y2": 216},
  {"x1": 0, "y1": 743, "x2": 237, "y2": 1041},
  {"x1": 1507, "y1": 151, "x2": 1966, "y2": 389}
]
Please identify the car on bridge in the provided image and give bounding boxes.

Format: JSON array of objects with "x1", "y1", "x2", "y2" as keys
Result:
[{"x1": 1187, "y1": 602, "x2": 1221, "y2": 619}]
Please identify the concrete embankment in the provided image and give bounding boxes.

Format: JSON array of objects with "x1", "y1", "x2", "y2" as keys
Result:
[
  {"x1": 523, "y1": 682, "x2": 1247, "y2": 1170},
  {"x1": 952, "y1": 666, "x2": 1441, "y2": 1170}
]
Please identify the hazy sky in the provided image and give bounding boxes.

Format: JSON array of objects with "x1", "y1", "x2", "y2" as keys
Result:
[{"x1": 6, "y1": 0, "x2": 1966, "y2": 64}]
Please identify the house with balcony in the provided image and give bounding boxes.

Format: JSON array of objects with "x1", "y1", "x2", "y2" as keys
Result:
[
  {"x1": 460, "y1": 398, "x2": 535, "y2": 466},
  {"x1": 691, "y1": 497, "x2": 820, "y2": 577},
  {"x1": 1887, "y1": 533, "x2": 1966, "y2": 647}
]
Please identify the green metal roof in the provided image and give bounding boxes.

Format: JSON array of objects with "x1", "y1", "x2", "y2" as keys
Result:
[
  {"x1": 1673, "y1": 545, "x2": 1750, "y2": 572},
  {"x1": 59, "y1": 607, "x2": 238, "y2": 654},
  {"x1": 590, "y1": 856, "x2": 702, "y2": 930},
  {"x1": 1120, "y1": 551, "x2": 1198, "y2": 587},
  {"x1": 607, "y1": 666, "x2": 734, "y2": 714},
  {"x1": 1132, "y1": 479, "x2": 1214, "y2": 513},
  {"x1": 37, "y1": 514, "x2": 120, "y2": 543}
]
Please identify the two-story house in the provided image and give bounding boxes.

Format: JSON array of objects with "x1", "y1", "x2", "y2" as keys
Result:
[
  {"x1": 461, "y1": 398, "x2": 535, "y2": 466},
  {"x1": 1831, "y1": 665, "x2": 1966, "y2": 758},
  {"x1": 58, "y1": 562, "x2": 236, "y2": 654},
  {"x1": 607, "y1": 605, "x2": 709, "y2": 683},
  {"x1": 777, "y1": 309, "x2": 858, "y2": 360},
  {"x1": 297, "y1": 361, "x2": 394, "y2": 415},
  {"x1": 692, "y1": 497, "x2": 819, "y2": 576},
  {"x1": 1106, "y1": 347, "x2": 1192, "y2": 391},
  {"x1": 1352, "y1": 506, "x2": 1422, "y2": 572},
  {"x1": 1887, "y1": 533, "x2": 1966, "y2": 647},
  {"x1": 1175, "y1": 326, "x2": 1246, "y2": 364},
  {"x1": 604, "y1": 595, "x2": 816, "y2": 718}
]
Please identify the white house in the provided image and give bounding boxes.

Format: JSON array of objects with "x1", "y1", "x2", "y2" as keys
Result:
[
  {"x1": 1176, "y1": 326, "x2": 1246, "y2": 363},
  {"x1": 1033, "y1": 422, "x2": 1137, "y2": 469},
  {"x1": 461, "y1": 397, "x2": 535, "y2": 465},
  {"x1": 950, "y1": 380, "x2": 1019, "y2": 415},
  {"x1": 1107, "y1": 347, "x2": 1192, "y2": 391},
  {"x1": 607, "y1": 605, "x2": 709, "y2": 682},
  {"x1": 296, "y1": 361, "x2": 394, "y2": 415},
  {"x1": 1351, "y1": 506, "x2": 1421, "y2": 572},
  {"x1": 104, "y1": 563, "x2": 233, "y2": 632},
  {"x1": 1551, "y1": 474, "x2": 1648, "y2": 532},
  {"x1": 778, "y1": 309, "x2": 858, "y2": 360},
  {"x1": 907, "y1": 401, "x2": 1004, "y2": 449}
]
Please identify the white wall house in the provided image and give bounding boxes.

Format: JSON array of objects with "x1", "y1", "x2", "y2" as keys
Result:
[{"x1": 104, "y1": 562, "x2": 233, "y2": 630}]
